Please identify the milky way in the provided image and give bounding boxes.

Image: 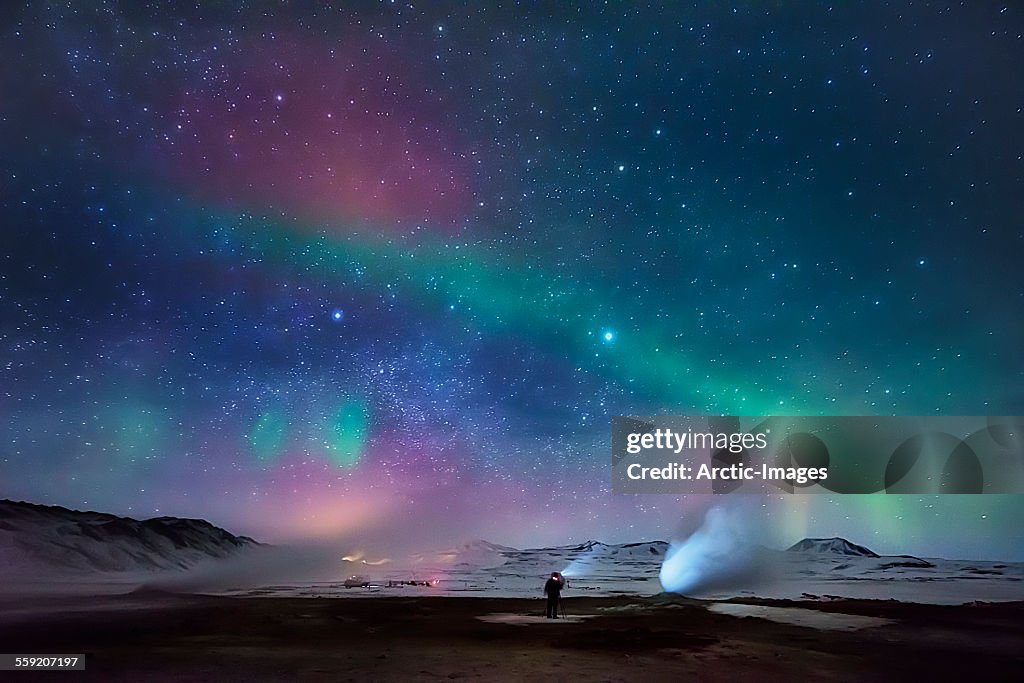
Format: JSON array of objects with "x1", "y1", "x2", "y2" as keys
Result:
[{"x1": 2, "y1": 2, "x2": 1022, "y2": 559}]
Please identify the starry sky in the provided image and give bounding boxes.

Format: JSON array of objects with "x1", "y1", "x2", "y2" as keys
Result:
[{"x1": 2, "y1": 2, "x2": 1023, "y2": 561}]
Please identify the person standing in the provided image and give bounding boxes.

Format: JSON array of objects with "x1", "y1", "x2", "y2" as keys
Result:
[{"x1": 544, "y1": 571, "x2": 565, "y2": 618}]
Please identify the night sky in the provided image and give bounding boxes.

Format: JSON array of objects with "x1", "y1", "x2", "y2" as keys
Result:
[{"x1": 2, "y1": 2, "x2": 1022, "y2": 560}]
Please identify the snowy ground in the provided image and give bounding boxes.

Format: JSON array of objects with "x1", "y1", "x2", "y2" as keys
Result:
[
  {"x1": 210, "y1": 539, "x2": 1024, "y2": 605},
  {"x1": 3, "y1": 509, "x2": 1021, "y2": 605}
]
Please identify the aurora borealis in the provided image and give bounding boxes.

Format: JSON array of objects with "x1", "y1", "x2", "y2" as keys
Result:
[{"x1": 2, "y1": 2, "x2": 1023, "y2": 560}]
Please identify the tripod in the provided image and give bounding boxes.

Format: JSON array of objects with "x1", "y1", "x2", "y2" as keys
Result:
[{"x1": 558, "y1": 596, "x2": 566, "y2": 619}]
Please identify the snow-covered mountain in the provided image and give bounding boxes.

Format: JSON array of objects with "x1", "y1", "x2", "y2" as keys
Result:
[
  {"x1": 230, "y1": 535, "x2": 1024, "y2": 605},
  {"x1": 787, "y1": 537, "x2": 880, "y2": 557},
  {"x1": 3, "y1": 500, "x2": 1021, "y2": 606},
  {"x1": 0, "y1": 499, "x2": 259, "y2": 575}
]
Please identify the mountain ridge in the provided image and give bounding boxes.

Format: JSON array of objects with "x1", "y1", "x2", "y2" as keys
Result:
[
  {"x1": 0, "y1": 498, "x2": 259, "y2": 574},
  {"x1": 787, "y1": 537, "x2": 880, "y2": 557}
]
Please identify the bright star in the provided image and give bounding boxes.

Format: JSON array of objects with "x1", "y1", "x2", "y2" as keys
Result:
[
  {"x1": 331, "y1": 309, "x2": 344, "y2": 322},
  {"x1": 602, "y1": 330, "x2": 616, "y2": 343}
]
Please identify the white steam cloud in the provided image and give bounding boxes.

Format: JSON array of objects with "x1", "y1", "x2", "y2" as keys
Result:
[{"x1": 659, "y1": 502, "x2": 779, "y2": 595}]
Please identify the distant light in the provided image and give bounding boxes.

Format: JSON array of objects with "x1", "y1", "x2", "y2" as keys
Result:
[
  {"x1": 602, "y1": 330, "x2": 616, "y2": 343},
  {"x1": 332, "y1": 309, "x2": 344, "y2": 322},
  {"x1": 617, "y1": 165, "x2": 625, "y2": 172},
  {"x1": 275, "y1": 94, "x2": 284, "y2": 103}
]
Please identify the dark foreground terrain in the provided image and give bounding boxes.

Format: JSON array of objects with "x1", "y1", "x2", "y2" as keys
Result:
[{"x1": 0, "y1": 590, "x2": 1021, "y2": 681}]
